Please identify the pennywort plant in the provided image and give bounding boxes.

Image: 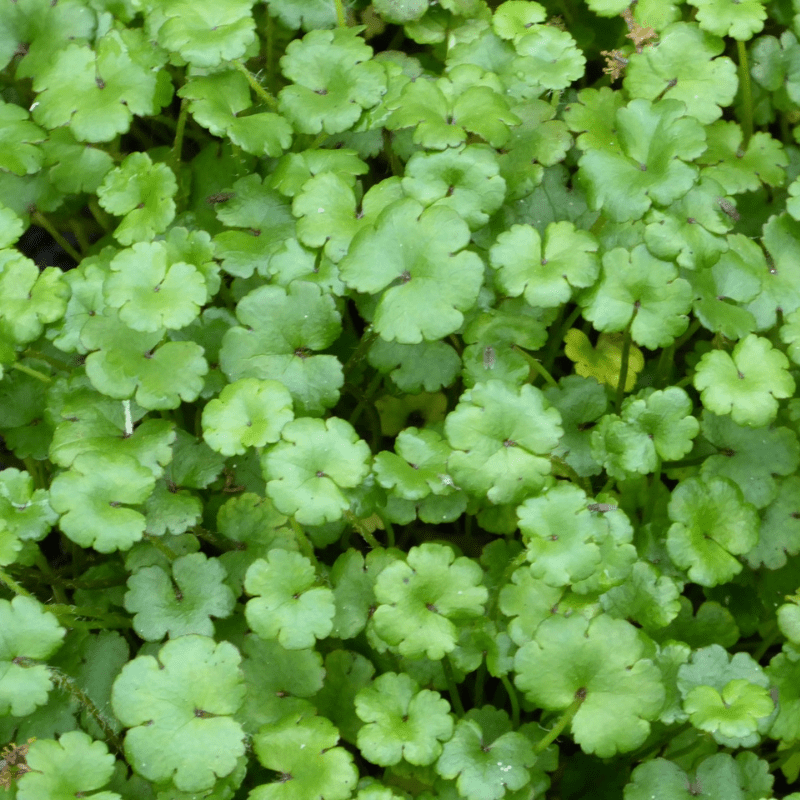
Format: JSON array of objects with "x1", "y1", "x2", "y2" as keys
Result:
[{"x1": 1, "y1": 0, "x2": 800, "y2": 798}]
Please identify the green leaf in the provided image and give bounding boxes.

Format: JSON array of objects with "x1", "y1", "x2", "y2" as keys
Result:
[
  {"x1": 591, "y1": 387, "x2": 699, "y2": 478},
  {"x1": 180, "y1": 70, "x2": 292, "y2": 157},
  {"x1": 544, "y1": 375, "x2": 608, "y2": 477},
  {"x1": 41, "y1": 128, "x2": 115, "y2": 194},
  {"x1": 684, "y1": 681, "x2": 773, "y2": 743},
  {"x1": 435, "y1": 706, "x2": 537, "y2": 800},
  {"x1": 751, "y1": 213, "x2": 800, "y2": 329},
  {"x1": 292, "y1": 172, "x2": 402, "y2": 262},
  {"x1": 103, "y1": 241, "x2": 206, "y2": 332},
  {"x1": 238, "y1": 634, "x2": 324, "y2": 733},
  {"x1": 17, "y1": 731, "x2": 120, "y2": 800},
  {"x1": 148, "y1": 0, "x2": 256, "y2": 68},
  {"x1": 677, "y1": 644, "x2": 772, "y2": 747},
  {"x1": 244, "y1": 549, "x2": 335, "y2": 648},
  {"x1": 355, "y1": 672, "x2": 453, "y2": 766},
  {"x1": 688, "y1": 234, "x2": 763, "y2": 338},
  {"x1": 516, "y1": 484, "x2": 609, "y2": 588},
  {"x1": 577, "y1": 98, "x2": 706, "y2": 223},
  {"x1": 747, "y1": 476, "x2": 800, "y2": 569},
  {"x1": 563, "y1": 329, "x2": 645, "y2": 391},
  {"x1": 511, "y1": 25, "x2": 586, "y2": 92},
  {"x1": 49, "y1": 452, "x2": 156, "y2": 553},
  {"x1": 445, "y1": 381, "x2": 562, "y2": 505},
  {"x1": 514, "y1": 614, "x2": 665, "y2": 757},
  {"x1": 386, "y1": 65, "x2": 522, "y2": 149},
  {"x1": 489, "y1": 221, "x2": 599, "y2": 308},
  {"x1": 220, "y1": 281, "x2": 343, "y2": 415},
  {"x1": 699, "y1": 121, "x2": 787, "y2": 192},
  {"x1": 367, "y1": 339, "x2": 461, "y2": 393},
  {"x1": 266, "y1": 0, "x2": 337, "y2": 30},
  {"x1": 47, "y1": 376, "x2": 176, "y2": 474},
  {"x1": 213, "y1": 174, "x2": 296, "y2": 279},
  {"x1": 371, "y1": 542, "x2": 488, "y2": 660},
  {"x1": 31, "y1": 29, "x2": 172, "y2": 142},
  {"x1": 625, "y1": 753, "x2": 773, "y2": 800},
  {"x1": 699, "y1": 412, "x2": 800, "y2": 510},
  {"x1": 111, "y1": 635, "x2": 246, "y2": 792},
  {"x1": 601, "y1": 561, "x2": 683, "y2": 630},
  {"x1": 624, "y1": 22, "x2": 738, "y2": 124},
  {"x1": 401, "y1": 145, "x2": 506, "y2": 231},
  {"x1": 261, "y1": 416, "x2": 371, "y2": 525},
  {"x1": 687, "y1": 0, "x2": 767, "y2": 40},
  {"x1": 643, "y1": 176, "x2": 733, "y2": 270},
  {"x1": 251, "y1": 710, "x2": 358, "y2": 800},
  {"x1": 0, "y1": 0, "x2": 95, "y2": 77},
  {"x1": 666, "y1": 476, "x2": 759, "y2": 587},
  {"x1": 0, "y1": 596, "x2": 65, "y2": 716},
  {"x1": 693, "y1": 334, "x2": 795, "y2": 427},
  {"x1": 124, "y1": 552, "x2": 235, "y2": 640},
  {"x1": 0, "y1": 99, "x2": 46, "y2": 176},
  {"x1": 279, "y1": 28, "x2": 387, "y2": 135},
  {"x1": 341, "y1": 198, "x2": 483, "y2": 343},
  {"x1": 0, "y1": 250, "x2": 69, "y2": 354},
  {"x1": 0, "y1": 468, "x2": 57, "y2": 551},
  {"x1": 373, "y1": 428, "x2": 458, "y2": 501},
  {"x1": 202, "y1": 378, "x2": 294, "y2": 457},
  {"x1": 498, "y1": 566, "x2": 563, "y2": 645},
  {"x1": 96, "y1": 153, "x2": 177, "y2": 245},
  {"x1": 81, "y1": 310, "x2": 208, "y2": 410}
]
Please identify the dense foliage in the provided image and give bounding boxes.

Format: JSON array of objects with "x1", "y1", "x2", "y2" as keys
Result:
[{"x1": 1, "y1": 0, "x2": 800, "y2": 798}]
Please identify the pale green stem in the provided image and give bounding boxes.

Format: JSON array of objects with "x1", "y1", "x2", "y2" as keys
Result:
[
  {"x1": 31, "y1": 211, "x2": 82, "y2": 263},
  {"x1": 142, "y1": 532, "x2": 178, "y2": 561},
  {"x1": 290, "y1": 518, "x2": 318, "y2": 564},
  {"x1": 232, "y1": 59, "x2": 279, "y2": 108},
  {"x1": 614, "y1": 314, "x2": 636, "y2": 414},
  {"x1": 11, "y1": 362, "x2": 51, "y2": 383},
  {"x1": 737, "y1": 39, "x2": 754, "y2": 147},
  {"x1": 342, "y1": 510, "x2": 381, "y2": 549},
  {"x1": 48, "y1": 667, "x2": 124, "y2": 753},
  {"x1": 535, "y1": 694, "x2": 584, "y2": 754},
  {"x1": 0, "y1": 568, "x2": 34, "y2": 598},
  {"x1": 511, "y1": 345, "x2": 559, "y2": 388},
  {"x1": 333, "y1": 0, "x2": 347, "y2": 27},
  {"x1": 170, "y1": 98, "x2": 189, "y2": 177},
  {"x1": 500, "y1": 674, "x2": 520, "y2": 729},
  {"x1": 442, "y1": 657, "x2": 465, "y2": 717}
]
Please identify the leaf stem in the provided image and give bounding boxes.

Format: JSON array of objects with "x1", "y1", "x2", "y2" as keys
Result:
[
  {"x1": 500, "y1": 674, "x2": 520, "y2": 729},
  {"x1": 170, "y1": 97, "x2": 189, "y2": 178},
  {"x1": 233, "y1": 59, "x2": 279, "y2": 109},
  {"x1": 541, "y1": 304, "x2": 581, "y2": 374},
  {"x1": 614, "y1": 313, "x2": 635, "y2": 414},
  {"x1": 290, "y1": 517, "x2": 318, "y2": 565},
  {"x1": 87, "y1": 198, "x2": 112, "y2": 232},
  {"x1": 673, "y1": 317, "x2": 701, "y2": 351},
  {"x1": 141, "y1": 532, "x2": 178, "y2": 561},
  {"x1": 534, "y1": 693, "x2": 584, "y2": 754},
  {"x1": 333, "y1": 0, "x2": 347, "y2": 27},
  {"x1": 342, "y1": 510, "x2": 381, "y2": 549},
  {"x1": 30, "y1": 211, "x2": 82, "y2": 263},
  {"x1": 47, "y1": 667, "x2": 124, "y2": 754},
  {"x1": 472, "y1": 662, "x2": 487, "y2": 708},
  {"x1": 343, "y1": 326, "x2": 379, "y2": 377},
  {"x1": 442, "y1": 656, "x2": 465, "y2": 717},
  {"x1": 0, "y1": 568, "x2": 34, "y2": 598},
  {"x1": 11, "y1": 361, "x2": 52, "y2": 383},
  {"x1": 35, "y1": 551, "x2": 68, "y2": 604},
  {"x1": 737, "y1": 39, "x2": 754, "y2": 148},
  {"x1": 511, "y1": 345, "x2": 558, "y2": 388}
]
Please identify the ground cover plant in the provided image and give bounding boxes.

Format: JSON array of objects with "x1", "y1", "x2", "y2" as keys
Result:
[{"x1": 1, "y1": 0, "x2": 800, "y2": 797}]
